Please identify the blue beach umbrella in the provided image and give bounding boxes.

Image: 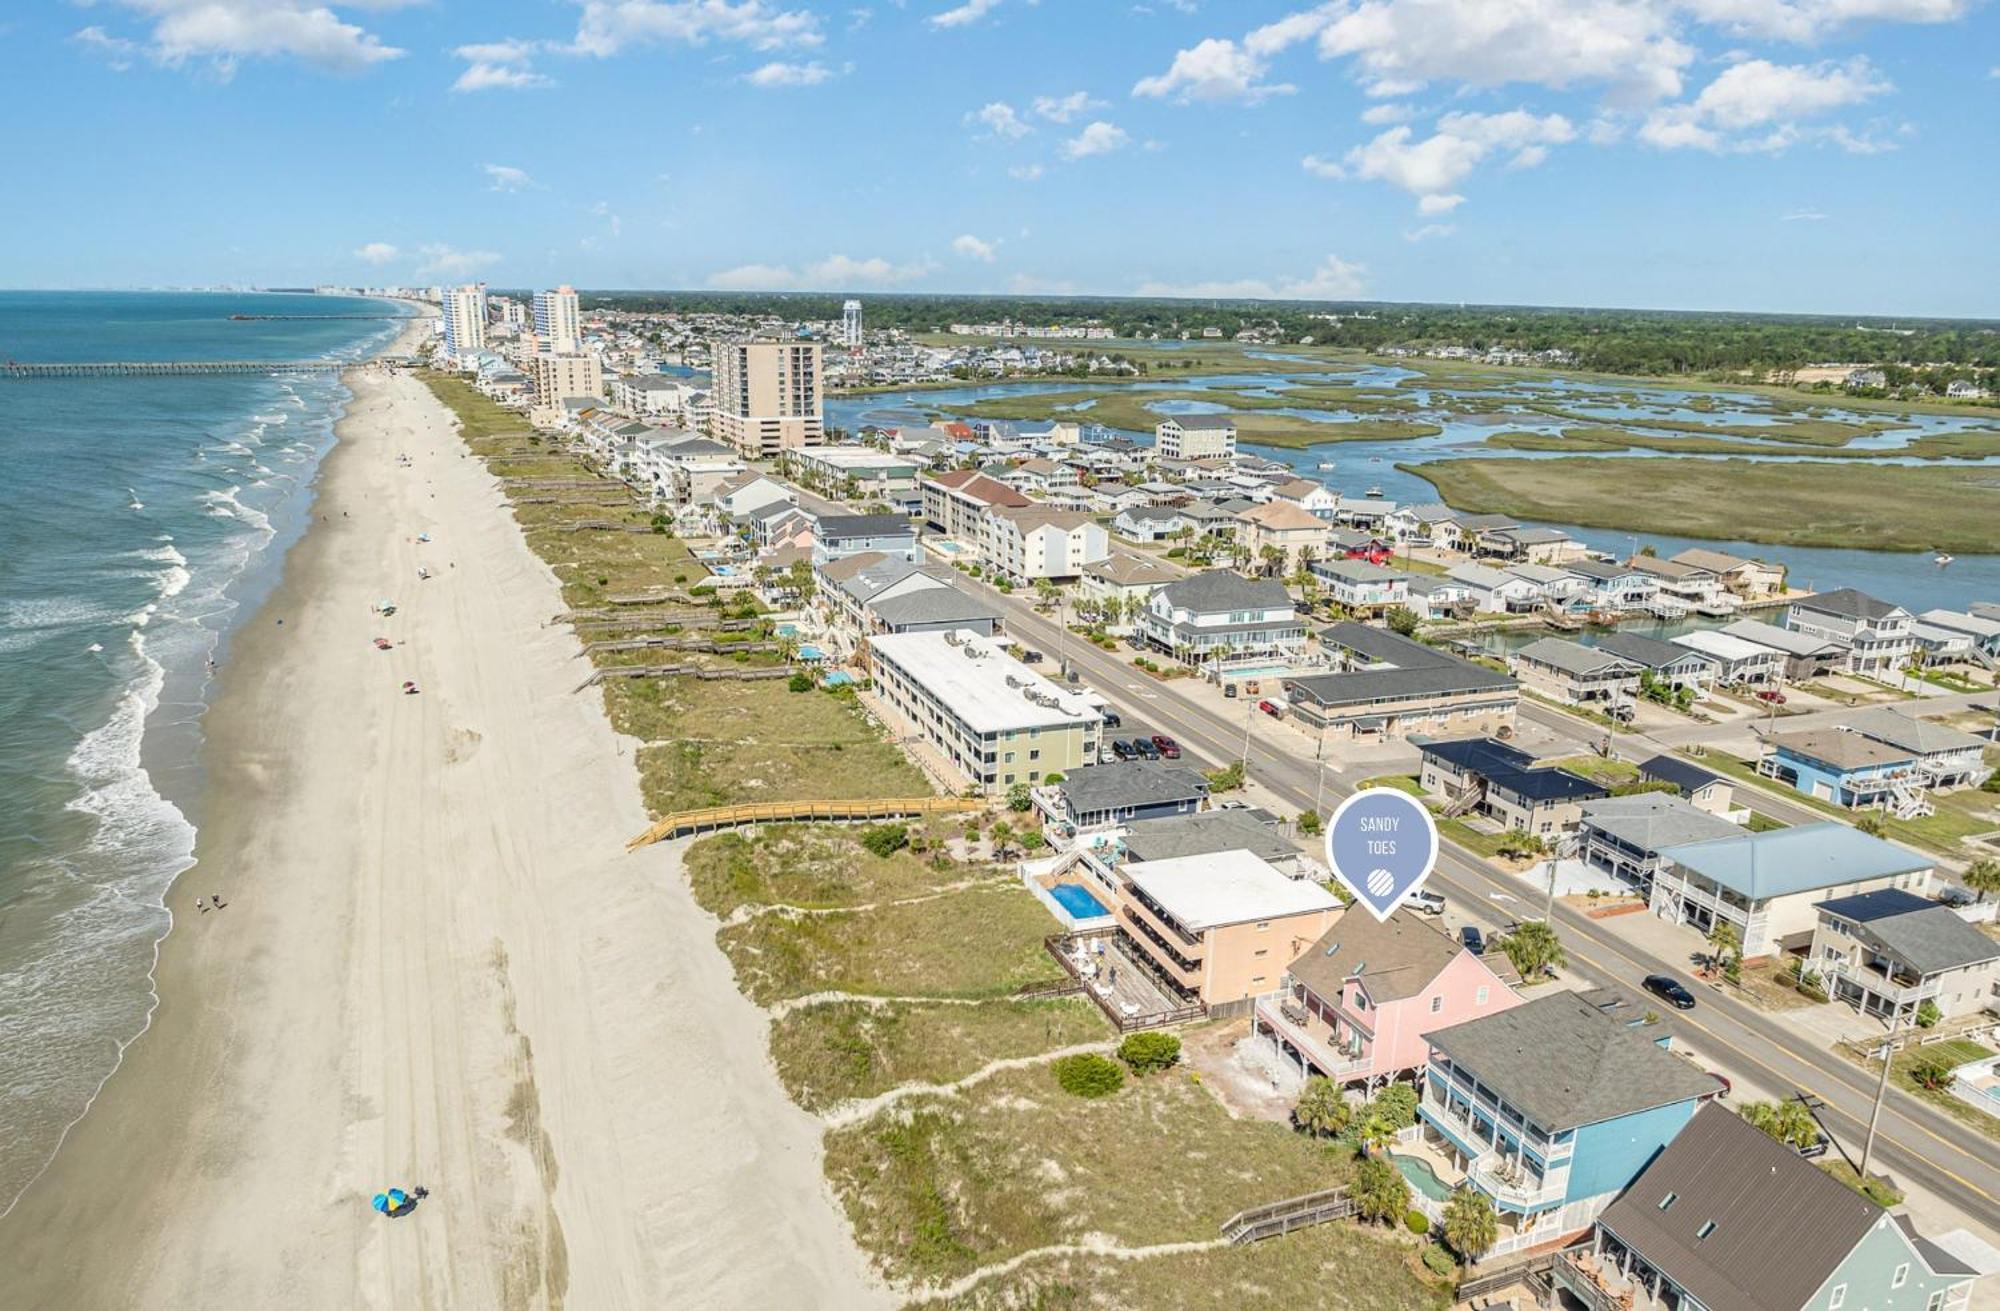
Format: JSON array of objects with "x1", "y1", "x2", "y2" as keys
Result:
[{"x1": 371, "y1": 1193, "x2": 390, "y2": 1215}]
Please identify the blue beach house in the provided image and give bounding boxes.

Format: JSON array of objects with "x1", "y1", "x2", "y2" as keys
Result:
[{"x1": 1406, "y1": 992, "x2": 1719, "y2": 1258}]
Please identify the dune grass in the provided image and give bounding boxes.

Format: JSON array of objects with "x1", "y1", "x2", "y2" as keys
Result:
[{"x1": 683, "y1": 825, "x2": 987, "y2": 917}]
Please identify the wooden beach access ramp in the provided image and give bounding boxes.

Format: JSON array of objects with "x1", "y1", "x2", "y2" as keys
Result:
[{"x1": 627, "y1": 796, "x2": 983, "y2": 850}]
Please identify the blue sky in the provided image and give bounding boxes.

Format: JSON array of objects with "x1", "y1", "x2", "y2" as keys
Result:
[{"x1": 2, "y1": 0, "x2": 1995, "y2": 316}]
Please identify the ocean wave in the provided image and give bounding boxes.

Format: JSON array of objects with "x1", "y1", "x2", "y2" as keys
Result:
[
  {"x1": 251, "y1": 412, "x2": 289, "y2": 425},
  {"x1": 198, "y1": 486, "x2": 275, "y2": 538}
]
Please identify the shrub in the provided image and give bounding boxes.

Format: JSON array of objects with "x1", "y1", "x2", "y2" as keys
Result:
[
  {"x1": 1368, "y1": 1083, "x2": 1421, "y2": 1131},
  {"x1": 1298, "y1": 811, "x2": 1323, "y2": 837},
  {"x1": 1116, "y1": 1032, "x2": 1182, "y2": 1075},
  {"x1": 858, "y1": 824, "x2": 909, "y2": 858},
  {"x1": 1405, "y1": 1210, "x2": 1431, "y2": 1236},
  {"x1": 1915, "y1": 999, "x2": 1942, "y2": 1029},
  {"x1": 1909, "y1": 1058, "x2": 1955, "y2": 1092},
  {"x1": 1420, "y1": 1244, "x2": 1457, "y2": 1279},
  {"x1": 1007, "y1": 782, "x2": 1034, "y2": 813},
  {"x1": 787, "y1": 673, "x2": 814, "y2": 693},
  {"x1": 1051, "y1": 1053, "x2": 1124, "y2": 1098}
]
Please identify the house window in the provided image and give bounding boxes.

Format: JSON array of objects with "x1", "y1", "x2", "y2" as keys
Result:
[
  {"x1": 1928, "y1": 1293, "x2": 1946, "y2": 1311},
  {"x1": 1430, "y1": 996, "x2": 1444, "y2": 1014},
  {"x1": 1892, "y1": 1264, "x2": 1909, "y2": 1289},
  {"x1": 1828, "y1": 1284, "x2": 1846, "y2": 1310},
  {"x1": 1475, "y1": 986, "x2": 1490, "y2": 1005},
  {"x1": 1257, "y1": 921, "x2": 1271, "y2": 931}
]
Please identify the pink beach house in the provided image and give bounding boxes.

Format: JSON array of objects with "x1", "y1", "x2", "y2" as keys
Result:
[{"x1": 1253, "y1": 909, "x2": 1520, "y2": 1092}]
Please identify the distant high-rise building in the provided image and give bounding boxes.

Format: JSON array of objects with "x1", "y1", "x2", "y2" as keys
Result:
[
  {"x1": 712, "y1": 339, "x2": 824, "y2": 458},
  {"x1": 441, "y1": 284, "x2": 488, "y2": 358},
  {"x1": 841, "y1": 298, "x2": 862, "y2": 348},
  {"x1": 533, "y1": 284, "x2": 581, "y2": 354}
]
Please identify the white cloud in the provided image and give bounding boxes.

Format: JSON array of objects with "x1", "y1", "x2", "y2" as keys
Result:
[
  {"x1": 76, "y1": 1, "x2": 405, "y2": 76},
  {"x1": 483, "y1": 163, "x2": 536, "y2": 192},
  {"x1": 1032, "y1": 91, "x2": 1106, "y2": 122},
  {"x1": 455, "y1": 39, "x2": 539, "y2": 63},
  {"x1": 1060, "y1": 120, "x2": 1131, "y2": 159},
  {"x1": 354, "y1": 241, "x2": 400, "y2": 264},
  {"x1": 415, "y1": 244, "x2": 501, "y2": 279},
  {"x1": 1132, "y1": 36, "x2": 1297, "y2": 104},
  {"x1": 1641, "y1": 57, "x2": 1890, "y2": 151},
  {"x1": 1318, "y1": 108, "x2": 1573, "y2": 210},
  {"x1": 568, "y1": 0, "x2": 822, "y2": 58},
  {"x1": 454, "y1": 61, "x2": 554, "y2": 91},
  {"x1": 1404, "y1": 223, "x2": 1455, "y2": 241},
  {"x1": 1781, "y1": 207, "x2": 1828, "y2": 220},
  {"x1": 930, "y1": 0, "x2": 1003, "y2": 28},
  {"x1": 74, "y1": 26, "x2": 141, "y2": 69},
  {"x1": 1138, "y1": 254, "x2": 1367, "y2": 301},
  {"x1": 1679, "y1": 0, "x2": 1965, "y2": 43},
  {"x1": 1360, "y1": 102, "x2": 1414, "y2": 125},
  {"x1": 744, "y1": 59, "x2": 832, "y2": 86},
  {"x1": 952, "y1": 233, "x2": 999, "y2": 262},
  {"x1": 707, "y1": 254, "x2": 939, "y2": 290},
  {"x1": 1008, "y1": 163, "x2": 1045, "y2": 180},
  {"x1": 968, "y1": 101, "x2": 1032, "y2": 139}
]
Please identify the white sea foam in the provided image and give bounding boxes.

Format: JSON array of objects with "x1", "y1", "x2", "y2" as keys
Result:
[{"x1": 199, "y1": 486, "x2": 274, "y2": 538}]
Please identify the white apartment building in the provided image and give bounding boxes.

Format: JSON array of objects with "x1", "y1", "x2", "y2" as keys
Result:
[
  {"x1": 1155, "y1": 415, "x2": 1237, "y2": 461},
  {"x1": 611, "y1": 373, "x2": 695, "y2": 417},
  {"x1": 865, "y1": 628, "x2": 1102, "y2": 793},
  {"x1": 532, "y1": 285, "x2": 581, "y2": 354},
  {"x1": 713, "y1": 339, "x2": 824, "y2": 458},
  {"x1": 979, "y1": 506, "x2": 1110, "y2": 583},
  {"x1": 441, "y1": 284, "x2": 487, "y2": 359}
]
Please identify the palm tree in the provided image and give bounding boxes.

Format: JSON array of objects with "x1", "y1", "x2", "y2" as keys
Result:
[
  {"x1": 1292, "y1": 1077, "x2": 1351, "y2": 1139},
  {"x1": 1962, "y1": 857, "x2": 2000, "y2": 904},
  {"x1": 1740, "y1": 1098, "x2": 1819, "y2": 1150},
  {"x1": 1349, "y1": 1107, "x2": 1399, "y2": 1157},
  {"x1": 1501, "y1": 921, "x2": 1566, "y2": 979},
  {"x1": 1706, "y1": 919, "x2": 1742, "y2": 979},
  {"x1": 1440, "y1": 1187, "x2": 1498, "y2": 1263},
  {"x1": 1350, "y1": 1155, "x2": 1410, "y2": 1225}
]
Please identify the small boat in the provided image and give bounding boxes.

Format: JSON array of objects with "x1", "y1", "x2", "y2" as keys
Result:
[
  {"x1": 1935, "y1": 552, "x2": 1954, "y2": 566},
  {"x1": 1316, "y1": 461, "x2": 1337, "y2": 471},
  {"x1": 1365, "y1": 485, "x2": 1384, "y2": 497},
  {"x1": 127, "y1": 489, "x2": 144, "y2": 511}
]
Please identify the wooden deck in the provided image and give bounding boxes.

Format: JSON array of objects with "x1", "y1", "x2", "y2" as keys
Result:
[{"x1": 626, "y1": 795, "x2": 982, "y2": 849}]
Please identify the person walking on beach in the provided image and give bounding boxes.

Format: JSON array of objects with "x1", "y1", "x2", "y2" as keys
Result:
[{"x1": 195, "y1": 898, "x2": 208, "y2": 914}]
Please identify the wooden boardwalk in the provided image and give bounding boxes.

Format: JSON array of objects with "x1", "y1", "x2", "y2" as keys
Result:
[
  {"x1": 1218, "y1": 1187, "x2": 1354, "y2": 1245},
  {"x1": 628, "y1": 796, "x2": 982, "y2": 850}
]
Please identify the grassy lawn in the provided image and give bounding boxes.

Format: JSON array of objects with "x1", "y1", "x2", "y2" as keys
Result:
[
  {"x1": 1844, "y1": 1037, "x2": 2000, "y2": 1144},
  {"x1": 1686, "y1": 748, "x2": 1996, "y2": 857},
  {"x1": 1403, "y1": 457, "x2": 2000, "y2": 554},
  {"x1": 770, "y1": 997, "x2": 1110, "y2": 1113},
  {"x1": 610, "y1": 677, "x2": 931, "y2": 814},
  {"x1": 1551, "y1": 754, "x2": 1641, "y2": 785},
  {"x1": 931, "y1": 1223, "x2": 1448, "y2": 1310},
  {"x1": 823, "y1": 1064, "x2": 1354, "y2": 1287},
  {"x1": 1359, "y1": 774, "x2": 1510, "y2": 858},
  {"x1": 716, "y1": 882, "x2": 1063, "y2": 1005},
  {"x1": 684, "y1": 826, "x2": 991, "y2": 917}
]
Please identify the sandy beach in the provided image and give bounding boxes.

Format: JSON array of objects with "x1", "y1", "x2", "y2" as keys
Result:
[{"x1": 0, "y1": 330, "x2": 886, "y2": 1308}]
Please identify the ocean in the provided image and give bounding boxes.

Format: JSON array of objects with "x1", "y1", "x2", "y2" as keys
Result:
[{"x1": 0, "y1": 291, "x2": 405, "y2": 1212}]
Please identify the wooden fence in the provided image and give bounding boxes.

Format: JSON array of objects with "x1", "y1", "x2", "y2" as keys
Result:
[
  {"x1": 627, "y1": 795, "x2": 983, "y2": 849},
  {"x1": 1218, "y1": 1187, "x2": 1354, "y2": 1245}
]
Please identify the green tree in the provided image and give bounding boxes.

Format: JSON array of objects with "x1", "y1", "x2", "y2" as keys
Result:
[
  {"x1": 1007, "y1": 782, "x2": 1034, "y2": 812},
  {"x1": 1962, "y1": 858, "x2": 2000, "y2": 904},
  {"x1": 1739, "y1": 1098, "x2": 1819, "y2": 1150},
  {"x1": 1291, "y1": 1077, "x2": 1351, "y2": 1139},
  {"x1": 1500, "y1": 921, "x2": 1567, "y2": 980},
  {"x1": 1706, "y1": 920, "x2": 1743, "y2": 980},
  {"x1": 1915, "y1": 998, "x2": 1942, "y2": 1029},
  {"x1": 1350, "y1": 1155, "x2": 1411, "y2": 1225},
  {"x1": 1440, "y1": 1188, "x2": 1498, "y2": 1262},
  {"x1": 859, "y1": 824, "x2": 909, "y2": 858},
  {"x1": 1349, "y1": 1106, "x2": 1399, "y2": 1156},
  {"x1": 1855, "y1": 811, "x2": 1887, "y2": 837},
  {"x1": 1368, "y1": 1082, "x2": 1420, "y2": 1131},
  {"x1": 1116, "y1": 1031, "x2": 1182, "y2": 1074},
  {"x1": 1297, "y1": 811, "x2": 1324, "y2": 837},
  {"x1": 787, "y1": 672, "x2": 814, "y2": 693},
  {"x1": 1385, "y1": 605, "x2": 1421, "y2": 636}
]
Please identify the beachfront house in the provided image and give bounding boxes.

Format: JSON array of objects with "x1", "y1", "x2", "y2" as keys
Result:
[
  {"x1": 1121, "y1": 809, "x2": 1315, "y2": 878},
  {"x1": 1309, "y1": 558, "x2": 1411, "y2": 613},
  {"x1": 1416, "y1": 736, "x2": 1607, "y2": 837},
  {"x1": 1810, "y1": 888, "x2": 2000, "y2": 1022},
  {"x1": 1759, "y1": 728, "x2": 1927, "y2": 814},
  {"x1": 1077, "y1": 553, "x2": 1181, "y2": 629},
  {"x1": 1411, "y1": 992, "x2": 1718, "y2": 1256},
  {"x1": 864, "y1": 629, "x2": 1103, "y2": 794},
  {"x1": 1039, "y1": 760, "x2": 1210, "y2": 832},
  {"x1": 1115, "y1": 850, "x2": 1339, "y2": 1014},
  {"x1": 1577, "y1": 793, "x2": 1745, "y2": 895},
  {"x1": 1140, "y1": 571, "x2": 1307, "y2": 669},
  {"x1": 1254, "y1": 910, "x2": 1520, "y2": 1092},
  {"x1": 1721, "y1": 617, "x2": 1847, "y2": 681},
  {"x1": 1509, "y1": 638, "x2": 1641, "y2": 709},
  {"x1": 1285, "y1": 623, "x2": 1518, "y2": 742},
  {"x1": 1560, "y1": 1102, "x2": 1981, "y2": 1311},
  {"x1": 1671, "y1": 628, "x2": 1783, "y2": 687},
  {"x1": 812, "y1": 513, "x2": 919, "y2": 566},
  {"x1": 1649, "y1": 822, "x2": 1934, "y2": 959},
  {"x1": 817, "y1": 552, "x2": 1002, "y2": 641},
  {"x1": 1786, "y1": 588, "x2": 1915, "y2": 677}
]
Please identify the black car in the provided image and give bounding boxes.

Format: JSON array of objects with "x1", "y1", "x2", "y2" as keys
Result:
[
  {"x1": 1131, "y1": 737, "x2": 1161, "y2": 760},
  {"x1": 1937, "y1": 886, "x2": 1977, "y2": 908},
  {"x1": 1459, "y1": 926, "x2": 1484, "y2": 955},
  {"x1": 1642, "y1": 974, "x2": 1697, "y2": 1010},
  {"x1": 1110, "y1": 739, "x2": 1136, "y2": 762},
  {"x1": 1100, "y1": 710, "x2": 1122, "y2": 730}
]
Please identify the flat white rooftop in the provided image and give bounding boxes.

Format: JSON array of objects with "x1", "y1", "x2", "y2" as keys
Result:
[
  {"x1": 868, "y1": 629, "x2": 1100, "y2": 735},
  {"x1": 1672, "y1": 630, "x2": 1774, "y2": 662},
  {"x1": 1123, "y1": 849, "x2": 1337, "y2": 932}
]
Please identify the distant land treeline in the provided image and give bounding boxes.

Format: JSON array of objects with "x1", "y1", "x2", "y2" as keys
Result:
[{"x1": 570, "y1": 292, "x2": 2000, "y2": 388}]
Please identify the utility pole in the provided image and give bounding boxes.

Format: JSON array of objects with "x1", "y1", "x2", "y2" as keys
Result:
[
  {"x1": 1859, "y1": 1000, "x2": 1906, "y2": 1182},
  {"x1": 1313, "y1": 721, "x2": 1329, "y2": 821}
]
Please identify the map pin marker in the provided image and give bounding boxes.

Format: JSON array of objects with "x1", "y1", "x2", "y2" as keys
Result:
[{"x1": 1324, "y1": 787, "x2": 1439, "y2": 922}]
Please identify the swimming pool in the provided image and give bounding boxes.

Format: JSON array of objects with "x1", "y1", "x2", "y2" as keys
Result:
[
  {"x1": 1392, "y1": 1154, "x2": 1453, "y2": 1203},
  {"x1": 798, "y1": 644, "x2": 826, "y2": 661},
  {"x1": 712, "y1": 565, "x2": 736, "y2": 576},
  {"x1": 1049, "y1": 883, "x2": 1110, "y2": 919}
]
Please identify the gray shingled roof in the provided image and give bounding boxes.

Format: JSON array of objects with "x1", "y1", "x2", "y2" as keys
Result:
[
  {"x1": 1581, "y1": 794, "x2": 1743, "y2": 853},
  {"x1": 1290, "y1": 910, "x2": 1467, "y2": 1005},
  {"x1": 1795, "y1": 587, "x2": 1905, "y2": 621},
  {"x1": 1425, "y1": 992, "x2": 1719, "y2": 1131},
  {"x1": 1057, "y1": 761, "x2": 1210, "y2": 817},
  {"x1": 1156, "y1": 570, "x2": 1292, "y2": 614},
  {"x1": 868, "y1": 586, "x2": 1002, "y2": 629},
  {"x1": 1122, "y1": 809, "x2": 1297, "y2": 866},
  {"x1": 1515, "y1": 637, "x2": 1637, "y2": 677},
  {"x1": 1845, "y1": 707, "x2": 1989, "y2": 757},
  {"x1": 1823, "y1": 900, "x2": 2000, "y2": 976},
  {"x1": 1598, "y1": 1104, "x2": 1885, "y2": 1311},
  {"x1": 1595, "y1": 632, "x2": 1716, "y2": 671}
]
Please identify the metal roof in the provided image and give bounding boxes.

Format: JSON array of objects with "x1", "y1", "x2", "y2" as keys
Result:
[
  {"x1": 1581, "y1": 794, "x2": 1744, "y2": 853},
  {"x1": 1659, "y1": 823, "x2": 1933, "y2": 902}
]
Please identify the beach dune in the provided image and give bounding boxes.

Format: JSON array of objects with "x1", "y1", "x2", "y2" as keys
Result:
[{"x1": 0, "y1": 357, "x2": 884, "y2": 1308}]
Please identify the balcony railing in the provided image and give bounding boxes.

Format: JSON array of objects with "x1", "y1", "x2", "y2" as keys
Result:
[
  {"x1": 1255, "y1": 998, "x2": 1372, "y2": 1079},
  {"x1": 1470, "y1": 1152, "x2": 1567, "y2": 1208}
]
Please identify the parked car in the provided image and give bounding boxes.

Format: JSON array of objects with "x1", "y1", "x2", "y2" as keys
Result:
[
  {"x1": 1797, "y1": 1131, "x2": 1830, "y2": 1159},
  {"x1": 1937, "y1": 886, "x2": 1977, "y2": 908},
  {"x1": 1755, "y1": 689, "x2": 1787, "y2": 704},
  {"x1": 1223, "y1": 682, "x2": 1238, "y2": 699},
  {"x1": 1098, "y1": 745, "x2": 1119, "y2": 765},
  {"x1": 1019, "y1": 649, "x2": 1045, "y2": 664},
  {"x1": 1110, "y1": 739, "x2": 1136, "y2": 762},
  {"x1": 1408, "y1": 890, "x2": 1447, "y2": 917},
  {"x1": 1152, "y1": 735, "x2": 1181, "y2": 760},
  {"x1": 1131, "y1": 737, "x2": 1160, "y2": 760},
  {"x1": 1642, "y1": 974, "x2": 1698, "y2": 1010},
  {"x1": 1099, "y1": 710, "x2": 1122, "y2": 729},
  {"x1": 1459, "y1": 926, "x2": 1485, "y2": 955},
  {"x1": 1257, "y1": 699, "x2": 1282, "y2": 718}
]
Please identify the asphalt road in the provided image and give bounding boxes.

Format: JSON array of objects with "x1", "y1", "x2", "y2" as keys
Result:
[{"x1": 983, "y1": 589, "x2": 2000, "y2": 1232}]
